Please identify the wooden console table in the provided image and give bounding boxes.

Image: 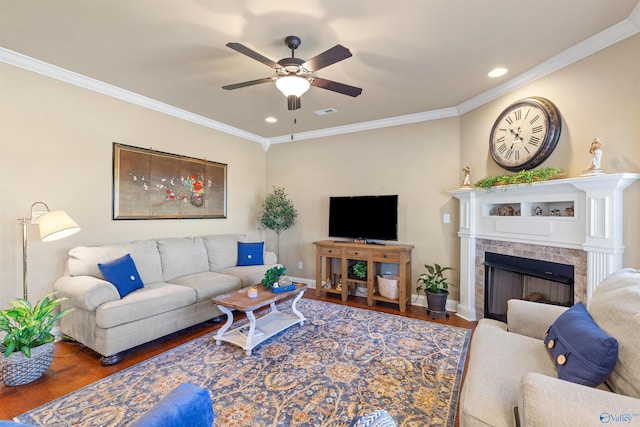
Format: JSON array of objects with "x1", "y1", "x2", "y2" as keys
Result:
[{"x1": 314, "y1": 240, "x2": 413, "y2": 312}]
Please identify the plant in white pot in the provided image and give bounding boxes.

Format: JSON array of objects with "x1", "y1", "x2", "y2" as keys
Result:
[
  {"x1": 0, "y1": 293, "x2": 72, "y2": 386},
  {"x1": 416, "y1": 263, "x2": 453, "y2": 318}
]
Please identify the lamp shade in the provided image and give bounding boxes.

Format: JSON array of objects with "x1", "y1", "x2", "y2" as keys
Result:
[
  {"x1": 275, "y1": 75, "x2": 311, "y2": 97},
  {"x1": 38, "y1": 210, "x2": 81, "y2": 242}
]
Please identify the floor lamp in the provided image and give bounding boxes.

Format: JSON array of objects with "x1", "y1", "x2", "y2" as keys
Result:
[{"x1": 19, "y1": 202, "x2": 81, "y2": 301}]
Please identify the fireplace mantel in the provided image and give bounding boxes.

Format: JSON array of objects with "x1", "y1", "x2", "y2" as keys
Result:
[{"x1": 449, "y1": 173, "x2": 639, "y2": 321}]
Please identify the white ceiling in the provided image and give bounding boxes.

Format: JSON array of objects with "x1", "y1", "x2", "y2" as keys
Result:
[{"x1": 1, "y1": 1, "x2": 639, "y2": 147}]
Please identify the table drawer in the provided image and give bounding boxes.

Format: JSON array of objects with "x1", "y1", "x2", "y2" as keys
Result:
[
  {"x1": 320, "y1": 247, "x2": 343, "y2": 257},
  {"x1": 372, "y1": 251, "x2": 400, "y2": 262},
  {"x1": 346, "y1": 249, "x2": 370, "y2": 259}
]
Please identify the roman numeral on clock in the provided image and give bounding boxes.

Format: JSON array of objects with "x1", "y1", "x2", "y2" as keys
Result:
[
  {"x1": 532, "y1": 126, "x2": 543, "y2": 134},
  {"x1": 498, "y1": 143, "x2": 508, "y2": 154},
  {"x1": 529, "y1": 136, "x2": 540, "y2": 145},
  {"x1": 514, "y1": 109, "x2": 522, "y2": 120},
  {"x1": 505, "y1": 116, "x2": 514, "y2": 125},
  {"x1": 530, "y1": 114, "x2": 540, "y2": 124}
]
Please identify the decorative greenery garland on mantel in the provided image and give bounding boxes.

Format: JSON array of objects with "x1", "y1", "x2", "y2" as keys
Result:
[{"x1": 474, "y1": 167, "x2": 565, "y2": 190}]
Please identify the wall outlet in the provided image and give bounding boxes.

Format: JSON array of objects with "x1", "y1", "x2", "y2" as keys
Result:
[
  {"x1": 298, "y1": 261, "x2": 303, "y2": 269},
  {"x1": 443, "y1": 213, "x2": 451, "y2": 224}
]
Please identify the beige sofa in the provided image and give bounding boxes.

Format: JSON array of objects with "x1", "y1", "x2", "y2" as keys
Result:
[
  {"x1": 460, "y1": 269, "x2": 640, "y2": 426},
  {"x1": 54, "y1": 234, "x2": 277, "y2": 365}
]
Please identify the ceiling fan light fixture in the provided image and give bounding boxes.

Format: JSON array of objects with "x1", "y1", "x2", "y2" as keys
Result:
[{"x1": 275, "y1": 75, "x2": 311, "y2": 97}]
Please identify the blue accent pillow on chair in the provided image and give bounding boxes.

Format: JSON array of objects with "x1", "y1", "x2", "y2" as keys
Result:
[
  {"x1": 98, "y1": 253, "x2": 144, "y2": 298},
  {"x1": 544, "y1": 301, "x2": 618, "y2": 387},
  {"x1": 237, "y1": 241, "x2": 264, "y2": 266}
]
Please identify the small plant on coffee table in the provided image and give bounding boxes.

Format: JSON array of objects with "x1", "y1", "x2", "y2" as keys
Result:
[{"x1": 262, "y1": 266, "x2": 286, "y2": 289}]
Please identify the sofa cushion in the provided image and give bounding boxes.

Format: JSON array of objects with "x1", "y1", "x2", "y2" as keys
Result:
[
  {"x1": 169, "y1": 272, "x2": 241, "y2": 302},
  {"x1": 98, "y1": 253, "x2": 144, "y2": 298},
  {"x1": 203, "y1": 234, "x2": 246, "y2": 271},
  {"x1": 237, "y1": 241, "x2": 264, "y2": 266},
  {"x1": 588, "y1": 269, "x2": 640, "y2": 398},
  {"x1": 544, "y1": 301, "x2": 618, "y2": 388},
  {"x1": 218, "y1": 264, "x2": 276, "y2": 287},
  {"x1": 96, "y1": 283, "x2": 196, "y2": 329},
  {"x1": 158, "y1": 237, "x2": 209, "y2": 281},
  {"x1": 68, "y1": 240, "x2": 163, "y2": 284},
  {"x1": 460, "y1": 318, "x2": 558, "y2": 427}
]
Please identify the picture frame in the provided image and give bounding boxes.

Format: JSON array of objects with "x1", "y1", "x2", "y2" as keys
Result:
[{"x1": 112, "y1": 143, "x2": 227, "y2": 220}]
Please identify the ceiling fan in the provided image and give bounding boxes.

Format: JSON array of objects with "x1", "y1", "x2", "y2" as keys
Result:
[{"x1": 222, "y1": 35, "x2": 362, "y2": 110}]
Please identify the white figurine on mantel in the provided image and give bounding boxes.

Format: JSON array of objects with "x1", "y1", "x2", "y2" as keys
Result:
[
  {"x1": 460, "y1": 164, "x2": 472, "y2": 189},
  {"x1": 581, "y1": 138, "x2": 606, "y2": 176}
]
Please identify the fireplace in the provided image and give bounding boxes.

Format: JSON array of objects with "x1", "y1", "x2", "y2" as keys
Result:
[
  {"x1": 449, "y1": 173, "x2": 639, "y2": 321},
  {"x1": 484, "y1": 252, "x2": 574, "y2": 322}
]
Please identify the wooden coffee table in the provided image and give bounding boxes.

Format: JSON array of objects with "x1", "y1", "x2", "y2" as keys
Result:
[{"x1": 211, "y1": 283, "x2": 307, "y2": 355}]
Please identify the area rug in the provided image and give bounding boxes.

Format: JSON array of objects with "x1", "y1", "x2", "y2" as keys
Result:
[{"x1": 16, "y1": 299, "x2": 471, "y2": 427}]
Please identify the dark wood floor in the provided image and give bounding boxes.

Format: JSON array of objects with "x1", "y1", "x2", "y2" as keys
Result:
[{"x1": 0, "y1": 290, "x2": 476, "y2": 422}]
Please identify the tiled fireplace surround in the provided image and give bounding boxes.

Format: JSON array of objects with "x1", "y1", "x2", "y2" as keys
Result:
[{"x1": 450, "y1": 173, "x2": 639, "y2": 321}]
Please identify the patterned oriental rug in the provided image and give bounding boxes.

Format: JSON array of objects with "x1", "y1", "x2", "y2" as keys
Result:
[{"x1": 17, "y1": 299, "x2": 471, "y2": 427}]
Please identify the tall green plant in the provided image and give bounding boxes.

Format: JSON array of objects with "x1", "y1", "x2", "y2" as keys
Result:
[
  {"x1": 416, "y1": 264, "x2": 453, "y2": 295},
  {"x1": 258, "y1": 186, "x2": 298, "y2": 259},
  {"x1": 0, "y1": 293, "x2": 73, "y2": 358}
]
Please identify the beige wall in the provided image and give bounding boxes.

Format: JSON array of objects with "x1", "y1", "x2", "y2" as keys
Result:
[
  {"x1": 0, "y1": 63, "x2": 268, "y2": 308},
  {"x1": 267, "y1": 34, "x2": 640, "y2": 303},
  {"x1": 1, "y1": 34, "x2": 638, "y2": 311}
]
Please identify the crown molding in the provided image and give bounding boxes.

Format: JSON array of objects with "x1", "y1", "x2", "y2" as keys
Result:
[
  {"x1": 0, "y1": 48, "x2": 268, "y2": 145},
  {"x1": 2, "y1": 5, "x2": 638, "y2": 147},
  {"x1": 268, "y1": 108, "x2": 459, "y2": 145}
]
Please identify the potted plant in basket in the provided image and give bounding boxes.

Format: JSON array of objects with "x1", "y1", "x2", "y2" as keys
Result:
[
  {"x1": 416, "y1": 263, "x2": 453, "y2": 317},
  {"x1": 0, "y1": 293, "x2": 73, "y2": 386}
]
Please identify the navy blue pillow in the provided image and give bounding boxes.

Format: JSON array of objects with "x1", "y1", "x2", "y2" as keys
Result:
[
  {"x1": 544, "y1": 301, "x2": 618, "y2": 387},
  {"x1": 237, "y1": 242, "x2": 264, "y2": 266},
  {"x1": 98, "y1": 253, "x2": 144, "y2": 298}
]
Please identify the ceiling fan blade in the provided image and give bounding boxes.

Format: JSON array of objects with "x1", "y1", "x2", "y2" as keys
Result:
[
  {"x1": 311, "y1": 77, "x2": 362, "y2": 97},
  {"x1": 222, "y1": 77, "x2": 275, "y2": 91},
  {"x1": 226, "y1": 42, "x2": 281, "y2": 69},
  {"x1": 302, "y1": 45, "x2": 352, "y2": 72}
]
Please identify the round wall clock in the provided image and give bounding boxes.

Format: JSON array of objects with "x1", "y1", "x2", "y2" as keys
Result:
[{"x1": 489, "y1": 96, "x2": 562, "y2": 172}]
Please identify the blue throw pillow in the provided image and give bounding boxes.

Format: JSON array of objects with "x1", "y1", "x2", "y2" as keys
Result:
[
  {"x1": 237, "y1": 241, "x2": 264, "y2": 266},
  {"x1": 544, "y1": 301, "x2": 618, "y2": 387},
  {"x1": 130, "y1": 383, "x2": 214, "y2": 427},
  {"x1": 98, "y1": 253, "x2": 144, "y2": 298}
]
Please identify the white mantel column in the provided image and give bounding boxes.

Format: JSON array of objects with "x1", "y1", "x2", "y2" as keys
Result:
[
  {"x1": 450, "y1": 189, "x2": 477, "y2": 321},
  {"x1": 572, "y1": 174, "x2": 640, "y2": 299}
]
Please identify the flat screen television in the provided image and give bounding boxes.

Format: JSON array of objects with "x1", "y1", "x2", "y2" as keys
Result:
[{"x1": 328, "y1": 195, "x2": 398, "y2": 242}]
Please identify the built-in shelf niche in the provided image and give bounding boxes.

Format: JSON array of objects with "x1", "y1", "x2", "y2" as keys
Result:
[{"x1": 483, "y1": 200, "x2": 576, "y2": 217}]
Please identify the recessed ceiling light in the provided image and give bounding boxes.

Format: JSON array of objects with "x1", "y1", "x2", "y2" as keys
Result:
[
  {"x1": 488, "y1": 67, "x2": 508, "y2": 78},
  {"x1": 265, "y1": 116, "x2": 277, "y2": 123}
]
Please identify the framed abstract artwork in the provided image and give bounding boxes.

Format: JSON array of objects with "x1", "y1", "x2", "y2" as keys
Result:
[{"x1": 112, "y1": 143, "x2": 227, "y2": 219}]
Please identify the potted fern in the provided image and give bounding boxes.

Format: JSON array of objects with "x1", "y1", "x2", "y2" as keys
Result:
[
  {"x1": 416, "y1": 263, "x2": 453, "y2": 318},
  {"x1": 0, "y1": 293, "x2": 73, "y2": 386}
]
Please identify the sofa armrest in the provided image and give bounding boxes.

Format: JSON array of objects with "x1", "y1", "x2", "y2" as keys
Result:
[
  {"x1": 54, "y1": 275, "x2": 120, "y2": 311},
  {"x1": 519, "y1": 373, "x2": 640, "y2": 427},
  {"x1": 264, "y1": 251, "x2": 277, "y2": 265},
  {"x1": 507, "y1": 299, "x2": 568, "y2": 340}
]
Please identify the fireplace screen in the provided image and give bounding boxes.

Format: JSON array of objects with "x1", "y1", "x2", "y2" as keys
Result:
[{"x1": 484, "y1": 252, "x2": 574, "y2": 322}]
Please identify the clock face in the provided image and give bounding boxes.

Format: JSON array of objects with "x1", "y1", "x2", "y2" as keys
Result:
[{"x1": 489, "y1": 97, "x2": 561, "y2": 172}]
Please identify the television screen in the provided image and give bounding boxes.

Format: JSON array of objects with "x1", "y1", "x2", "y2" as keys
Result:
[{"x1": 328, "y1": 195, "x2": 398, "y2": 242}]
